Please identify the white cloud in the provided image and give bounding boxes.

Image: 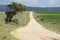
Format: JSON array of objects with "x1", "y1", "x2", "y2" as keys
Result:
[
  {"x1": 13, "y1": 0, "x2": 39, "y2": 7},
  {"x1": 49, "y1": 0, "x2": 55, "y2": 5},
  {"x1": 14, "y1": 0, "x2": 38, "y2": 3},
  {"x1": 0, "y1": 0, "x2": 60, "y2": 7}
]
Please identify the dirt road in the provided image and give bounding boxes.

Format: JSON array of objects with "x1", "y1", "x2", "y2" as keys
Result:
[{"x1": 11, "y1": 11, "x2": 60, "y2": 40}]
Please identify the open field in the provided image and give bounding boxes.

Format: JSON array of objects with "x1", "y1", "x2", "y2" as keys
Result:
[
  {"x1": 36, "y1": 11, "x2": 60, "y2": 14},
  {"x1": 34, "y1": 11, "x2": 60, "y2": 34},
  {"x1": 11, "y1": 12, "x2": 60, "y2": 40},
  {"x1": 0, "y1": 11, "x2": 29, "y2": 40}
]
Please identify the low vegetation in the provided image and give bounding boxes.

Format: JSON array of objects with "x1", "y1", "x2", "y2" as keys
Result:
[
  {"x1": 36, "y1": 11, "x2": 60, "y2": 14},
  {"x1": 34, "y1": 11, "x2": 60, "y2": 34},
  {"x1": 0, "y1": 11, "x2": 29, "y2": 40}
]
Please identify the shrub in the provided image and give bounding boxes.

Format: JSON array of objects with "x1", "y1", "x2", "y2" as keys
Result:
[
  {"x1": 52, "y1": 21, "x2": 56, "y2": 24},
  {"x1": 12, "y1": 19, "x2": 19, "y2": 24},
  {"x1": 40, "y1": 18, "x2": 44, "y2": 21},
  {"x1": 5, "y1": 10, "x2": 17, "y2": 23}
]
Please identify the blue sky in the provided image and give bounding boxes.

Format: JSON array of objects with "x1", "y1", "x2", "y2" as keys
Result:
[{"x1": 0, "y1": 0, "x2": 60, "y2": 7}]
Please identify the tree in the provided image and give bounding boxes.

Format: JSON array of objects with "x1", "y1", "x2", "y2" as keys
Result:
[{"x1": 5, "y1": 2, "x2": 27, "y2": 23}]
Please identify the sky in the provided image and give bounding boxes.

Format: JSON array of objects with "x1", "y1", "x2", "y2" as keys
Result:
[{"x1": 0, "y1": 0, "x2": 60, "y2": 7}]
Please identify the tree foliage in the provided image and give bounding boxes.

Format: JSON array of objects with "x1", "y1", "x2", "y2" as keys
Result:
[
  {"x1": 5, "y1": 2, "x2": 27, "y2": 23},
  {"x1": 7, "y1": 2, "x2": 26, "y2": 11}
]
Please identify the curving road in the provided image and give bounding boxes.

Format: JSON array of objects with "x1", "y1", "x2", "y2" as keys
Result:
[{"x1": 11, "y1": 11, "x2": 60, "y2": 40}]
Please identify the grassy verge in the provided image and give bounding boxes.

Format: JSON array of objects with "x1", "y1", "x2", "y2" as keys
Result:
[
  {"x1": 34, "y1": 11, "x2": 60, "y2": 34},
  {"x1": 0, "y1": 11, "x2": 30, "y2": 40}
]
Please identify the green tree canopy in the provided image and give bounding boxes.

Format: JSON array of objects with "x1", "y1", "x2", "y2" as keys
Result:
[
  {"x1": 7, "y1": 2, "x2": 27, "y2": 11},
  {"x1": 5, "y1": 2, "x2": 27, "y2": 23}
]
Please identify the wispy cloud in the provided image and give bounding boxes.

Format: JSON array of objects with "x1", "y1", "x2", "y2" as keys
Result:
[
  {"x1": 0, "y1": 0, "x2": 60, "y2": 7},
  {"x1": 49, "y1": 0, "x2": 55, "y2": 5}
]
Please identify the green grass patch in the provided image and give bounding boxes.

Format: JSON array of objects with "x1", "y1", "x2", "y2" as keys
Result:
[
  {"x1": 35, "y1": 11, "x2": 60, "y2": 14},
  {"x1": 0, "y1": 11, "x2": 30, "y2": 40},
  {"x1": 34, "y1": 11, "x2": 60, "y2": 34},
  {"x1": 37, "y1": 15, "x2": 60, "y2": 22}
]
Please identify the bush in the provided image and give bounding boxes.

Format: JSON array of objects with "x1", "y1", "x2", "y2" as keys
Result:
[
  {"x1": 12, "y1": 19, "x2": 19, "y2": 24},
  {"x1": 5, "y1": 11, "x2": 17, "y2": 23},
  {"x1": 40, "y1": 18, "x2": 44, "y2": 21},
  {"x1": 52, "y1": 21, "x2": 56, "y2": 24},
  {"x1": 2, "y1": 36, "x2": 7, "y2": 39}
]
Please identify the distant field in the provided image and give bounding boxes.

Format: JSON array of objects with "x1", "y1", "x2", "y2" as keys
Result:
[
  {"x1": 34, "y1": 11, "x2": 60, "y2": 34},
  {"x1": 0, "y1": 11, "x2": 29, "y2": 40},
  {"x1": 36, "y1": 11, "x2": 60, "y2": 14}
]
